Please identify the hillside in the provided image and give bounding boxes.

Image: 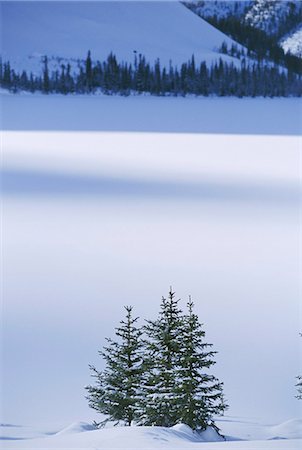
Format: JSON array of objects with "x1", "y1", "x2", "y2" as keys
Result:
[
  {"x1": 1, "y1": 1, "x2": 244, "y2": 75},
  {"x1": 187, "y1": 1, "x2": 302, "y2": 58}
]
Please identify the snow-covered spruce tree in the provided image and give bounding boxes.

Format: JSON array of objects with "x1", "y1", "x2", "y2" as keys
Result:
[
  {"x1": 140, "y1": 289, "x2": 183, "y2": 427},
  {"x1": 296, "y1": 377, "x2": 302, "y2": 400},
  {"x1": 176, "y1": 299, "x2": 227, "y2": 431},
  {"x1": 85, "y1": 306, "x2": 144, "y2": 426}
]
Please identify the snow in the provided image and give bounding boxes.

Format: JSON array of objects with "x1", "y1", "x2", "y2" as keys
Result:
[
  {"x1": 2, "y1": 93, "x2": 301, "y2": 430},
  {"x1": 217, "y1": 417, "x2": 302, "y2": 441},
  {"x1": 55, "y1": 421, "x2": 96, "y2": 435},
  {"x1": 2, "y1": 93, "x2": 301, "y2": 135},
  {"x1": 1, "y1": 419, "x2": 301, "y2": 449},
  {"x1": 187, "y1": 1, "x2": 251, "y2": 20},
  {"x1": 245, "y1": 0, "x2": 302, "y2": 36},
  {"x1": 1, "y1": 2, "x2": 301, "y2": 446},
  {"x1": 280, "y1": 26, "x2": 302, "y2": 58},
  {"x1": 1, "y1": 1, "x2": 245, "y2": 76}
]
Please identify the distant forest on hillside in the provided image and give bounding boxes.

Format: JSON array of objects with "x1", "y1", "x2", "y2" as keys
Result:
[
  {"x1": 1, "y1": 50, "x2": 301, "y2": 97},
  {"x1": 184, "y1": 1, "x2": 302, "y2": 73}
]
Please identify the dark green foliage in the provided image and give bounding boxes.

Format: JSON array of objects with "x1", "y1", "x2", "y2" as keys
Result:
[
  {"x1": 176, "y1": 299, "x2": 227, "y2": 431},
  {"x1": 296, "y1": 376, "x2": 302, "y2": 400},
  {"x1": 86, "y1": 306, "x2": 144, "y2": 427},
  {"x1": 140, "y1": 290, "x2": 226, "y2": 431},
  {"x1": 141, "y1": 289, "x2": 184, "y2": 427},
  {"x1": 86, "y1": 291, "x2": 227, "y2": 431},
  {"x1": 85, "y1": 50, "x2": 93, "y2": 91},
  {"x1": 42, "y1": 56, "x2": 50, "y2": 93},
  {"x1": 1, "y1": 51, "x2": 301, "y2": 97},
  {"x1": 187, "y1": 7, "x2": 302, "y2": 75}
]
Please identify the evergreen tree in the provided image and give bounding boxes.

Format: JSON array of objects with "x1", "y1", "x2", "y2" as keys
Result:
[
  {"x1": 86, "y1": 306, "x2": 144, "y2": 427},
  {"x1": 296, "y1": 376, "x2": 302, "y2": 400},
  {"x1": 2, "y1": 61, "x2": 12, "y2": 89},
  {"x1": 85, "y1": 50, "x2": 93, "y2": 91},
  {"x1": 42, "y1": 56, "x2": 50, "y2": 93},
  {"x1": 141, "y1": 289, "x2": 183, "y2": 426},
  {"x1": 176, "y1": 299, "x2": 227, "y2": 431},
  {"x1": 1, "y1": 50, "x2": 301, "y2": 97}
]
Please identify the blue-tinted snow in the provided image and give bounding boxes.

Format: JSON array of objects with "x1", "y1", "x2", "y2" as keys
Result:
[
  {"x1": 1, "y1": 1, "x2": 244, "y2": 73},
  {"x1": 1, "y1": 94, "x2": 301, "y2": 135}
]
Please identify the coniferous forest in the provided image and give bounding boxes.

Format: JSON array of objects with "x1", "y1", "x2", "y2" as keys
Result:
[
  {"x1": 184, "y1": 2, "x2": 302, "y2": 75},
  {"x1": 1, "y1": 50, "x2": 301, "y2": 97},
  {"x1": 85, "y1": 289, "x2": 227, "y2": 433}
]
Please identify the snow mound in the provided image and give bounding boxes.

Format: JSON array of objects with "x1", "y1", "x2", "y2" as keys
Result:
[
  {"x1": 200, "y1": 425, "x2": 225, "y2": 442},
  {"x1": 56, "y1": 421, "x2": 96, "y2": 435},
  {"x1": 172, "y1": 423, "x2": 195, "y2": 434},
  {"x1": 269, "y1": 419, "x2": 302, "y2": 440},
  {"x1": 2, "y1": 419, "x2": 302, "y2": 449},
  {"x1": 171, "y1": 424, "x2": 224, "y2": 442}
]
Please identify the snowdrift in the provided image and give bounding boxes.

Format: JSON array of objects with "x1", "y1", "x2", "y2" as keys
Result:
[{"x1": 1, "y1": 419, "x2": 302, "y2": 449}]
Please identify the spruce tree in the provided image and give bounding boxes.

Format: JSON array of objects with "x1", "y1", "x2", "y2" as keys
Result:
[
  {"x1": 296, "y1": 377, "x2": 302, "y2": 400},
  {"x1": 86, "y1": 306, "x2": 144, "y2": 426},
  {"x1": 141, "y1": 289, "x2": 183, "y2": 426},
  {"x1": 176, "y1": 299, "x2": 227, "y2": 431},
  {"x1": 42, "y1": 56, "x2": 50, "y2": 93},
  {"x1": 85, "y1": 50, "x2": 93, "y2": 92}
]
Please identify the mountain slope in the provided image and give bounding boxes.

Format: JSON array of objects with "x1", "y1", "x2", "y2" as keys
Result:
[
  {"x1": 245, "y1": 0, "x2": 302, "y2": 37},
  {"x1": 1, "y1": 1, "x2": 244, "y2": 74},
  {"x1": 187, "y1": 1, "x2": 302, "y2": 58}
]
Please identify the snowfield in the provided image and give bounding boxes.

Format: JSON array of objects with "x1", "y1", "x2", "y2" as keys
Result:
[
  {"x1": 2, "y1": 93, "x2": 300, "y2": 135},
  {"x1": 1, "y1": 419, "x2": 302, "y2": 449},
  {"x1": 2, "y1": 92, "x2": 301, "y2": 437}
]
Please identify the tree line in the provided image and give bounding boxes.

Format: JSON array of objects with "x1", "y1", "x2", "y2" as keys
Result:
[
  {"x1": 0, "y1": 51, "x2": 301, "y2": 97},
  {"x1": 86, "y1": 289, "x2": 227, "y2": 432}
]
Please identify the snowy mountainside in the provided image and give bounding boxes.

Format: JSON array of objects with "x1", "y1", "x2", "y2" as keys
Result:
[
  {"x1": 1, "y1": 1, "x2": 246, "y2": 76},
  {"x1": 245, "y1": 0, "x2": 302, "y2": 36},
  {"x1": 185, "y1": 1, "x2": 252, "y2": 20},
  {"x1": 187, "y1": 1, "x2": 302, "y2": 57}
]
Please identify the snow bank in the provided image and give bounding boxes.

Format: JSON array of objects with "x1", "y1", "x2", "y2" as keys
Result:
[
  {"x1": 269, "y1": 419, "x2": 302, "y2": 440},
  {"x1": 2, "y1": 421, "x2": 302, "y2": 449},
  {"x1": 55, "y1": 421, "x2": 96, "y2": 435},
  {"x1": 217, "y1": 417, "x2": 302, "y2": 441},
  {"x1": 171, "y1": 423, "x2": 224, "y2": 442}
]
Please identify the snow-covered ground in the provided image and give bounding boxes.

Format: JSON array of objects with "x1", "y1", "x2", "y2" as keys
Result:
[
  {"x1": 2, "y1": 93, "x2": 301, "y2": 432},
  {"x1": 1, "y1": 1, "x2": 245, "y2": 75},
  {"x1": 1, "y1": 418, "x2": 302, "y2": 449}
]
